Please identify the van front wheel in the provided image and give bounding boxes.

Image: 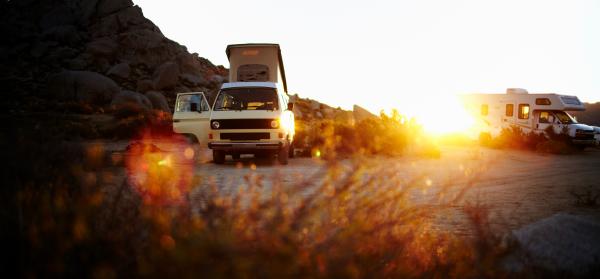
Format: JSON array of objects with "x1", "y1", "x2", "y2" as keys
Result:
[
  {"x1": 278, "y1": 145, "x2": 289, "y2": 165},
  {"x1": 213, "y1": 150, "x2": 225, "y2": 164}
]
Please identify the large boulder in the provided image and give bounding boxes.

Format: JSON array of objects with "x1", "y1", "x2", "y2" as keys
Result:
[
  {"x1": 39, "y1": 6, "x2": 76, "y2": 30},
  {"x1": 86, "y1": 37, "x2": 118, "y2": 58},
  {"x1": 180, "y1": 73, "x2": 207, "y2": 87},
  {"x1": 47, "y1": 70, "x2": 120, "y2": 105},
  {"x1": 89, "y1": 5, "x2": 153, "y2": 38},
  {"x1": 111, "y1": 90, "x2": 152, "y2": 111},
  {"x1": 153, "y1": 61, "x2": 180, "y2": 90},
  {"x1": 136, "y1": 79, "x2": 154, "y2": 92},
  {"x1": 106, "y1": 62, "x2": 130, "y2": 79},
  {"x1": 42, "y1": 25, "x2": 82, "y2": 45},
  {"x1": 145, "y1": 91, "x2": 170, "y2": 112},
  {"x1": 96, "y1": 0, "x2": 134, "y2": 18},
  {"x1": 176, "y1": 52, "x2": 204, "y2": 74},
  {"x1": 210, "y1": 74, "x2": 226, "y2": 84}
]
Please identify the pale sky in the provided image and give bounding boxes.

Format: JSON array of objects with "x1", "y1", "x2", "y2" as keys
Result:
[{"x1": 135, "y1": 0, "x2": 600, "y2": 114}]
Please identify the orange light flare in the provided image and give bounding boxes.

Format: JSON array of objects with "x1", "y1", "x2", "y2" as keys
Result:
[{"x1": 124, "y1": 132, "x2": 195, "y2": 206}]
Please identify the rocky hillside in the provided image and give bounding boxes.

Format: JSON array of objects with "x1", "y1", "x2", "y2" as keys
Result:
[
  {"x1": 0, "y1": 0, "x2": 365, "y2": 140},
  {"x1": 0, "y1": 0, "x2": 227, "y2": 117}
]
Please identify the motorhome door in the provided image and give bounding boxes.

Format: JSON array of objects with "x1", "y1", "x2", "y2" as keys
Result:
[{"x1": 173, "y1": 92, "x2": 212, "y2": 144}]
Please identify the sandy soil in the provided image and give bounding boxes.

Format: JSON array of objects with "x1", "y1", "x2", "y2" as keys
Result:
[{"x1": 95, "y1": 139, "x2": 600, "y2": 234}]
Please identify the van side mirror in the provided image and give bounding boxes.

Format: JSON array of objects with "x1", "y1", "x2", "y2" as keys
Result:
[
  {"x1": 287, "y1": 102, "x2": 294, "y2": 111},
  {"x1": 190, "y1": 103, "x2": 199, "y2": 112}
]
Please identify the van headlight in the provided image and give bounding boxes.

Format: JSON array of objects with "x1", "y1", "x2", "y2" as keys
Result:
[
  {"x1": 211, "y1": 121, "x2": 220, "y2": 129},
  {"x1": 271, "y1": 119, "x2": 279, "y2": 128}
]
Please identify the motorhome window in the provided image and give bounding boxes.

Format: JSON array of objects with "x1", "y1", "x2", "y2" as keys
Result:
[
  {"x1": 175, "y1": 94, "x2": 205, "y2": 112},
  {"x1": 214, "y1": 88, "x2": 278, "y2": 111},
  {"x1": 505, "y1": 104, "x2": 514, "y2": 117},
  {"x1": 554, "y1": 111, "x2": 577, "y2": 124},
  {"x1": 539, "y1": 111, "x2": 550, "y2": 123},
  {"x1": 237, "y1": 64, "x2": 269, "y2": 82},
  {"x1": 518, "y1": 104, "x2": 530, "y2": 119},
  {"x1": 481, "y1": 104, "x2": 488, "y2": 116},
  {"x1": 535, "y1": 98, "x2": 551, "y2": 105}
]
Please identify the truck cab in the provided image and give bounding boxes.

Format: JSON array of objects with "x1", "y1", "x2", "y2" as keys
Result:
[{"x1": 533, "y1": 110, "x2": 596, "y2": 145}]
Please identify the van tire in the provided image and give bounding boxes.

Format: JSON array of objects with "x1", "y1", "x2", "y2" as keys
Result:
[
  {"x1": 278, "y1": 145, "x2": 289, "y2": 165},
  {"x1": 213, "y1": 150, "x2": 225, "y2": 164},
  {"x1": 288, "y1": 141, "x2": 294, "y2": 158}
]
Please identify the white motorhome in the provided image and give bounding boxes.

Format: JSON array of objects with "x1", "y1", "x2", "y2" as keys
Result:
[
  {"x1": 461, "y1": 88, "x2": 598, "y2": 147},
  {"x1": 173, "y1": 43, "x2": 295, "y2": 164}
]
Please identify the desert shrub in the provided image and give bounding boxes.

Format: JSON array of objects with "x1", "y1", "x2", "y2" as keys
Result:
[
  {"x1": 483, "y1": 125, "x2": 578, "y2": 154},
  {"x1": 535, "y1": 140, "x2": 576, "y2": 154},
  {"x1": 569, "y1": 186, "x2": 599, "y2": 207},
  {"x1": 295, "y1": 110, "x2": 432, "y2": 158}
]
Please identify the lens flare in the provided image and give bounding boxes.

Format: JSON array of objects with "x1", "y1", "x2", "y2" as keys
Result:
[{"x1": 124, "y1": 133, "x2": 195, "y2": 206}]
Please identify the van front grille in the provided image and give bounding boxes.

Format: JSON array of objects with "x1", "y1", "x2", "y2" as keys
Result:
[
  {"x1": 575, "y1": 133, "x2": 594, "y2": 140},
  {"x1": 211, "y1": 119, "x2": 274, "y2": 129},
  {"x1": 220, "y1": 133, "x2": 270, "y2": 141}
]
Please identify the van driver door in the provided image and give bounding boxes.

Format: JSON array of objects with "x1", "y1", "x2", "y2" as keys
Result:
[{"x1": 173, "y1": 92, "x2": 212, "y2": 145}]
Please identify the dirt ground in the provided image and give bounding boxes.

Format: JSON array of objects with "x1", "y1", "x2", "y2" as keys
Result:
[{"x1": 97, "y1": 140, "x2": 600, "y2": 234}]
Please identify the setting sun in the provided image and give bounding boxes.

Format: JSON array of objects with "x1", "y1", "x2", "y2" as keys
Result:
[{"x1": 395, "y1": 94, "x2": 475, "y2": 135}]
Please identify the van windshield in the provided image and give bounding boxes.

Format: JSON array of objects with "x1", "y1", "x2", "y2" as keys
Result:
[
  {"x1": 554, "y1": 111, "x2": 577, "y2": 124},
  {"x1": 214, "y1": 88, "x2": 278, "y2": 111}
]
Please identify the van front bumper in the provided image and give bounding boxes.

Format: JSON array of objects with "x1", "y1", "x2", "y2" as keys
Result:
[
  {"x1": 572, "y1": 139, "x2": 597, "y2": 146},
  {"x1": 208, "y1": 141, "x2": 283, "y2": 151}
]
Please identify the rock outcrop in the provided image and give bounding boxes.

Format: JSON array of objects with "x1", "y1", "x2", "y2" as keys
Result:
[
  {"x1": 0, "y1": 0, "x2": 228, "y2": 115},
  {"x1": 0, "y1": 0, "x2": 357, "y2": 139}
]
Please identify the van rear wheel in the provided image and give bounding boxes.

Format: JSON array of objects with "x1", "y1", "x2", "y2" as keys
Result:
[{"x1": 213, "y1": 150, "x2": 225, "y2": 164}]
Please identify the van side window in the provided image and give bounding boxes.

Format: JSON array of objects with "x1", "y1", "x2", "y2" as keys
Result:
[
  {"x1": 481, "y1": 104, "x2": 488, "y2": 116},
  {"x1": 535, "y1": 98, "x2": 551, "y2": 105},
  {"x1": 539, "y1": 111, "x2": 549, "y2": 123},
  {"x1": 238, "y1": 64, "x2": 269, "y2": 82},
  {"x1": 505, "y1": 104, "x2": 514, "y2": 117},
  {"x1": 176, "y1": 94, "x2": 204, "y2": 112},
  {"x1": 518, "y1": 104, "x2": 530, "y2": 119},
  {"x1": 201, "y1": 96, "x2": 210, "y2": 111}
]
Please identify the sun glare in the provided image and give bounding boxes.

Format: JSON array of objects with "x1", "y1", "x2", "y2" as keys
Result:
[{"x1": 398, "y1": 95, "x2": 474, "y2": 136}]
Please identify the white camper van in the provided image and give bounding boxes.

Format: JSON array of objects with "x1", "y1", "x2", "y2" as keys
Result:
[
  {"x1": 207, "y1": 43, "x2": 295, "y2": 164},
  {"x1": 461, "y1": 88, "x2": 598, "y2": 147},
  {"x1": 172, "y1": 44, "x2": 295, "y2": 164}
]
